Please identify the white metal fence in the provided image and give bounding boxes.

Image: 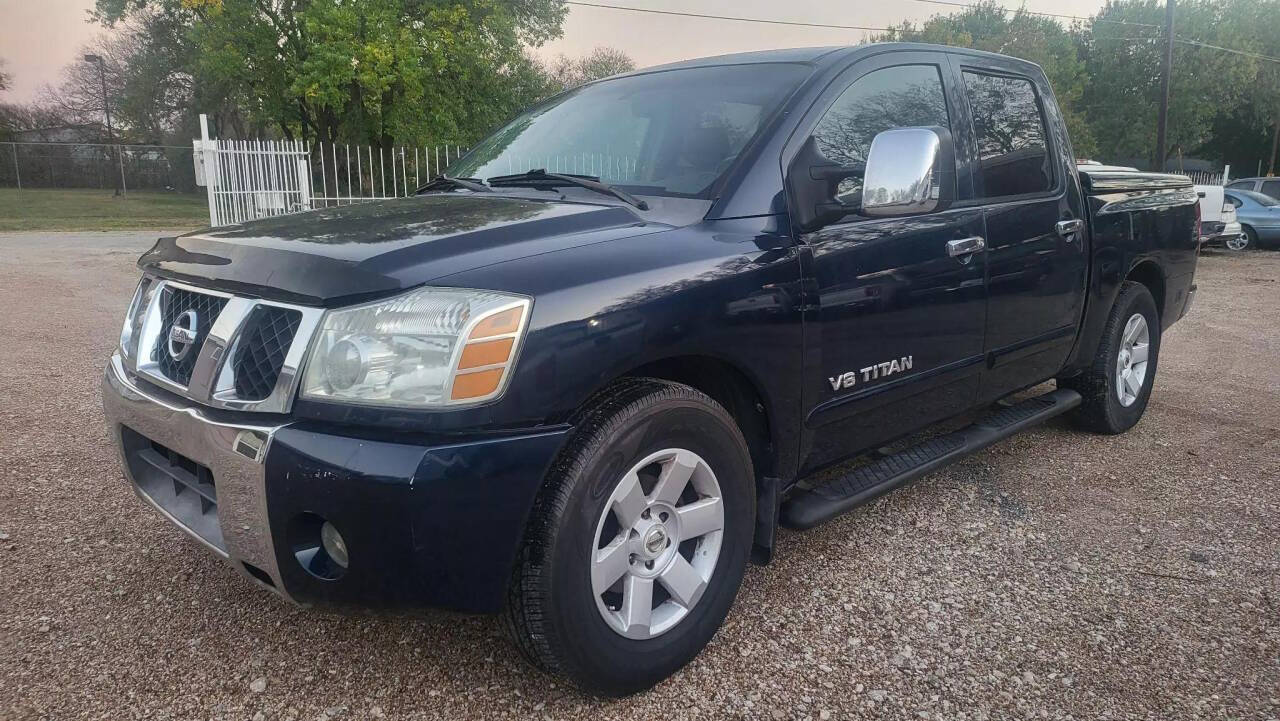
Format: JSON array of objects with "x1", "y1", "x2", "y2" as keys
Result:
[
  {"x1": 310, "y1": 141, "x2": 467, "y2": 208},
  {"x1": 1185, "y1": 170, "x2": 1226, "y2": 186},
  {"x1": 194, "y1": 115, "x2": 467, "y2": 227}
]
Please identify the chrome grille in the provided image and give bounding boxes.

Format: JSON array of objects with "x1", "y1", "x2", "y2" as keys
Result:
[
  {"x1": 233, "y1": 306, "x2": 303, "y2": 401},
  {"x1": 128, "y1": 278, "x2": 323, "y2": 413},
  {"x1": 152, "y1": 287, "x2": 229, "y2": 386}
]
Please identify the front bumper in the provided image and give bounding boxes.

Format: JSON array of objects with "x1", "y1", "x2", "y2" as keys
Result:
[{"x1": 102, "y1": 353, "x2": 570, "y2": 613}]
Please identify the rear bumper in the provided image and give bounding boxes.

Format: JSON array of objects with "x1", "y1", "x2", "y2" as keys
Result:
[
  {"x1": 102, "y1": 353, "x2": 570, "y2": 613},
  {"x1": 1199, "y1": 221, "x2": 1243, "y2": 244}
]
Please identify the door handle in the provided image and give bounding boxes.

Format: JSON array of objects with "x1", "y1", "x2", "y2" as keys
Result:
[
  {"x1": 1056, "y1": 219, "x2": 1084, "y2": 238},
  {"x1": 946, "y1": 236, "x2": 986, "y2": 259}
]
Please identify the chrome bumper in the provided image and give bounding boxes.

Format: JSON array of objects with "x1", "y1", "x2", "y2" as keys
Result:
[{"x1": 102, "y1": 353, "x2": 292, "y2": 598}]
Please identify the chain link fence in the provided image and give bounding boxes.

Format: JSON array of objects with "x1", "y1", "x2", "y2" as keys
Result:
[{"x1": 0, "y1": 142, "x2": 198, "y2": 193}]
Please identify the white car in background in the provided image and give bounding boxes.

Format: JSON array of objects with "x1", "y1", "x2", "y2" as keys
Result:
[{"x1": 1195, "y1": 184, "x2": 1248, "y2": 251}]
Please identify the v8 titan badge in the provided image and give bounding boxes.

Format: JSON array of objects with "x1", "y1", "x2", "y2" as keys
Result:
[{"x1": 829, "y1": 355, "x2": 914, "y2": 391}]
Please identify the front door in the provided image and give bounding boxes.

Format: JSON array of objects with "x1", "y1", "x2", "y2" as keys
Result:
[
  {"x1": 791, "y1": 54, "x2": 988, "y2": 473},
  {"x1": 957, "y1": 64, "x2": 1088, "y2": 400}
]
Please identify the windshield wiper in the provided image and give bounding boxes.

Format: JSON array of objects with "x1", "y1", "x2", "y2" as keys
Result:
[
  {"x1": 414, "y1": 175, "x2": 492, "y2": 194},
  {"x1": 486, "y1": 169, "x2": 649, "y2": 210}
]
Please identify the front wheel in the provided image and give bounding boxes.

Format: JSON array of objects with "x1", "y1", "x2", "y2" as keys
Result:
[
  {"x1": 1059, "y1": 281, "x2": 1161, "y2": 434},
  {"x1": 504, "y1": 379, "x2": 755, "y2": 696}
]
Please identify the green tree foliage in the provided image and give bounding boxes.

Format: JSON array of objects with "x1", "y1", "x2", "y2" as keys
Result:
[
  {"x1": 1081, "y1": 0, "x2": 1258, "y2": 168},
  {"x1": 875, "y1": 2, "x2": 1096, "y2": 156},
  {"x1": 95, "y1": 0, "x2": 569, "y2": 147}
]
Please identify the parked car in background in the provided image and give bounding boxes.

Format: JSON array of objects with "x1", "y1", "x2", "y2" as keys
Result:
[
  {"x1": 1225, "y1": 176, "x2": 1280, "y2": 200},
  {"x1": 1196, "y1": 184, "x2": 1247, "y2": 250},
  {"x1": 1225, "y1": 188, "x2": 1280, "y2": 249}
]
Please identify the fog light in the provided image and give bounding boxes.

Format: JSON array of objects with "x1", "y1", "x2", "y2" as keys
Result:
[{"x1": 320, "y1": 521, "x2": 349, "y2": 569}]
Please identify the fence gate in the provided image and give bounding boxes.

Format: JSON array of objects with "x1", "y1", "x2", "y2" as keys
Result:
[
  {"x1": 193, "y1": 114, "x2": 468, "y2": 228},
  {"x1": 194, "y1": 116, "x2": 310, "y2": 227}
]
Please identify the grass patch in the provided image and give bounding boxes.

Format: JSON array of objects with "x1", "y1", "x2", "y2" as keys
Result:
[{"x1": 0, "y1": 188, "x2": 209, "y2": 232}]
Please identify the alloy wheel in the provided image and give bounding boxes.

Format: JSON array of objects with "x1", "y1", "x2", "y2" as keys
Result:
[
  {"x1": 1115, "y1": 313, "x2": 1151, "y2": 407},
  {"x1": 591, "y1": 448, "x2": 725, "y2": 640}
]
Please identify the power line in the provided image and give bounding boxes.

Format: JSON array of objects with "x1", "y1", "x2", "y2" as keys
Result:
[
  {"x1": 906, "y1": 0, "x2": 1161, "y2": 28},
  {"x1": 1176, "y1": 38, "x2": 1280, "y2": 63},
  {"x1": 564, "y1": 1, "x2": 1280, "y2": 66},
  {"x1": 563, "y1": 1, "x2": 891, "y2": 32}
]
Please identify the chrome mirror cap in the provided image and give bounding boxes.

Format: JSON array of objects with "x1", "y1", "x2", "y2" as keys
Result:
[{"x1": 862, "y1": 126, "x2": 954, "y2": 218}]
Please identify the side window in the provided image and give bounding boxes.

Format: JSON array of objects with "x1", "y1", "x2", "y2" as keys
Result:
[
  {"x1": 963, "y1": 71, "x2": 1053, "y2": 198},
  {"x1": 811, "y1": 64, "x2": 951, "y2": 209},
  {"x1": 1261, "y1": 180, "x2": 1280, "y2": 199},
  {"x1": 1226, "y1": 181, "x2": 1251, "y2": 190}
]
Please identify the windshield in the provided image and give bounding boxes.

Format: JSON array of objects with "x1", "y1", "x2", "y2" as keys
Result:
[
  {"x1": 1234, "y1": 189, "x2": 1280, "y2": 206},
  {"x1": 449, "y1": 63, "x2": 808, "y2": 199}
]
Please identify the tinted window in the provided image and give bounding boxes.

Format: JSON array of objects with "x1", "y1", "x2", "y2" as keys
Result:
[
  {"x1": 450, "y1": 64, "x2": 807, "y2": 199},
  {"x1": 963, "y1": 71, "x2": 1052, "y2": 198},
  {"x1": 1226, "y1": 180, "x2": 1253, "y2": 190},
  {"x1": 811, "y1": 64, "x2": 950, "y2": 208},
  {"x1": 1237, "y1": 189, "x2": 1280, "y2": 207},
  {"x1": 1261, "y1": 180, "x2": 1280, "y2": 200}
]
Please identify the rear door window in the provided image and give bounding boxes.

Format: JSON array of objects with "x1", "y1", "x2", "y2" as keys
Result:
[
  {"x1": 962, "y1": 71, "x2": 1054, "y2": 198},
  {"x1": 1261, "y1": 180, "x2": 1280, "y2": 199}
]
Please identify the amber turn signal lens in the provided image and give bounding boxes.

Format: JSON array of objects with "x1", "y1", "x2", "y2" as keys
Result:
[
  {"x1": 457, "y1": 337, "x2": 515, "y2": 370},
  {"x1": 450, "y1": 368, "x2": 504, "y2": 401},
  {"x1": 469, "y1": 307, "x2": 523, "y2": 339}
]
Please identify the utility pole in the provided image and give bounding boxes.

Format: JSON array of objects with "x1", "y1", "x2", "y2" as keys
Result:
[
  {"x1": 82, "y1": 54, "x2": 120, "y2": 197},
  {"x1": 1154, "y1": 0, "x2": 1175, "y2": 172}
]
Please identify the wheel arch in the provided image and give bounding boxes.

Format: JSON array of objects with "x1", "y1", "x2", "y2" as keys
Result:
[
  {"x1": 1125, "y1": 259, "x2": 1166, "y2": 321},
  {"x1": 571, "y1": 353, "x2": 788, "y2": 564}
]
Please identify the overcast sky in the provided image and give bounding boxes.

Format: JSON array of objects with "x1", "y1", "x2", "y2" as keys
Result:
[{"x1": 0, "y1": 0, "x2": 1110, "y2": 104}]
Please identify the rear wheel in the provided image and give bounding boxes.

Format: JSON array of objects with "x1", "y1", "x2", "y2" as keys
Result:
[
  {"x1": 1059, "y1": 282, "x2": 1161, "y2": 434},
  {"x1": 504, "y1": 378, "x2": 754, "y2": 696}
]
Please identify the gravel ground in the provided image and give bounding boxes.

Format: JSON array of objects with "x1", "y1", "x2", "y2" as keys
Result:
[{"x1": 1, "y1": 232, "x2": 1277, "y2": 721}]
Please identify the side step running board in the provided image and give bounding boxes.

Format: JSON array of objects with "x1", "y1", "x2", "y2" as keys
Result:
[{"x1": 779, "y1": 388, "x2": 1082, "y2": 530}]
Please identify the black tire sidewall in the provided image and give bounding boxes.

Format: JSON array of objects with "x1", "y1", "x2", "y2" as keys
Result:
[
  {"x1": 1244, "y1": 226, "x2": 1258, "y2": 250},
  {"x1": 547, "y1": 397, "x2": 754, "y2": 694},
  {"x1": 1100, "y1": 285, "x2": 1161, "y2": 431}
]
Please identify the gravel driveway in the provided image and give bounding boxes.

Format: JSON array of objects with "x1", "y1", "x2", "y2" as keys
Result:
[{"x1": 1, "y1": 231, "x2": 1277, "y2": 720}]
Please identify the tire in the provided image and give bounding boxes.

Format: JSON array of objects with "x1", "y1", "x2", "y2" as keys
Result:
[
  {"x1": 1227, "y1": 226, "x2": 1256, "y2": 251},
  {"x1": 1059, "y1": 281, "x2": 1161, "y2": 434},
  {"x1": 1242, "y1": 225, "x2": 1259, "y2": 250},
  {"x1": 503, "y1": 378, "x2": 755, "y2": 696}
]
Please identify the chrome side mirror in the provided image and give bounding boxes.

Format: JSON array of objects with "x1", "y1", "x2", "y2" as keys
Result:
[{"x1": 862, "y1": 127, "x2": 956, "y2": 218}]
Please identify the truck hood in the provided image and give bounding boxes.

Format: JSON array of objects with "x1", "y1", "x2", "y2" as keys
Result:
[{"x1": 139, "y1": 194, "x2": 655, "y2": 305}]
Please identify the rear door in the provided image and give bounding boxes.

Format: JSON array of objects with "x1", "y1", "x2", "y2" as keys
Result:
[
  {"x1": 956, "y1": 59, "x2": 1089, "y2": 401},
  {"x1": 790, "y1": 51, "x2": 988, "y2": 472}
]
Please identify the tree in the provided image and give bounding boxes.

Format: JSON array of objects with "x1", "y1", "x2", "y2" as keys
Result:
[
  {"x1": 1081, "y1": 0, "x2": 1256, "y2": 168},
  {"x1": 94, "y1": 0, "x2": 569, "y2": 148},
  {"x1": 545, "y1": 46, "x2": 635, "y2": 90},
  {"x1": 875, "y1": 2, "x2": 1096, "y2": 156}
]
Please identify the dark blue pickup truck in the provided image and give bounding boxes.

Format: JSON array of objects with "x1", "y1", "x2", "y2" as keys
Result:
[{"x1": 103, "y1": 44, "x2": 1199, "y2": 695}]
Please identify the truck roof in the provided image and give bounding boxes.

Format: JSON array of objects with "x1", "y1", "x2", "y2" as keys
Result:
[{"x1": 631, "y1": 43, "x2": 1045, "y2": 75}]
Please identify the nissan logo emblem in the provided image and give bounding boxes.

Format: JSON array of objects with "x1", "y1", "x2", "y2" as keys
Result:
[{"x1": 167, "y1": 309, "x2": 200, "y2": 361}]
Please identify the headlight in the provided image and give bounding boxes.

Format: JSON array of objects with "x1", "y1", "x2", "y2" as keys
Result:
[
  {"x1": 119, "y1": 277, "x2": 156, "y2": 360},
  {"x1": 300, "y1": 287, "x2": 531, "y2": 408}
]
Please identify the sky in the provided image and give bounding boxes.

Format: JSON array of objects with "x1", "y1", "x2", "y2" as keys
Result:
[{"x1": 0, "y1": 0, "x2": 1111, "y2": 104}]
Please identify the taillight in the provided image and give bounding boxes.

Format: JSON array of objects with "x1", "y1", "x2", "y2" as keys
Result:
[{"x1": 1194, "y1": 200, "x2": 1202, "y2": 249}]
